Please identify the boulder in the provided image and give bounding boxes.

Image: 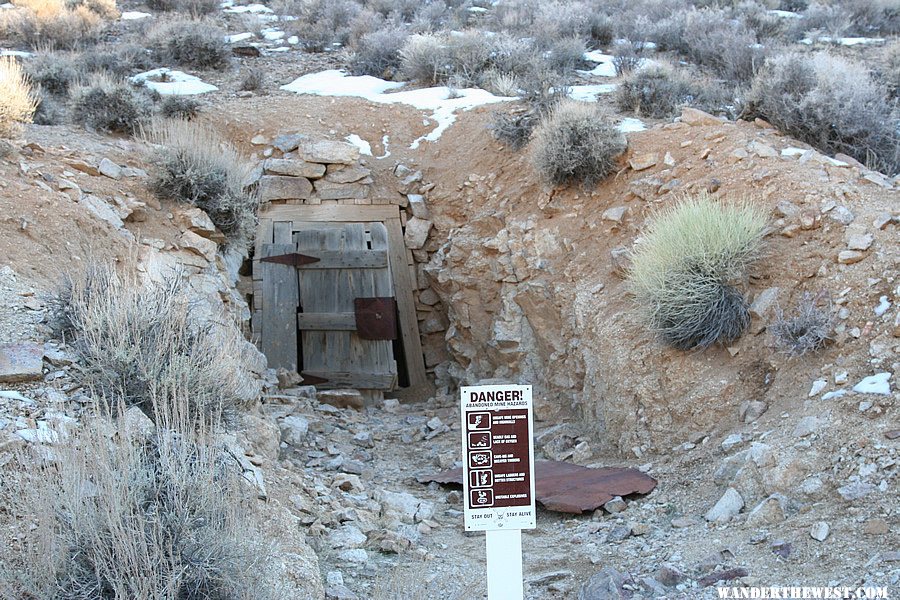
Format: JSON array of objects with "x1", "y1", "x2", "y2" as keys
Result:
[
  {"x1": 0, "y1": 342, "x2": 44, "y2": 383},
  {"x1": 265, "y1": 158, "x2": 326, "y2": 179},
  {"x1": 404, "y1": 217, "x2": 432, "y2": 250},
  {"x1": 313, "y1": 180, "x2": 369, "y2": 200},
  {"x1": 98, "y1": 157, "x2": 122, "y2": 180},
  {"x1": 176, "y1": 207, "x2": 217, "y2": 238},
  {"x1": 704, "y1": 487, "x2": 744, "y2": 523},
  {"x1": 324, "y1": 164, "x2": 371, "y2": 184},
  {"x1": 300, "y1": 140, "x2": 360, "y2": 165},
  {"x1": 680, "y1": 107, "x2": 723, "y2": 126},
  {"x1": 318, "y1": 389, "x2": 365, "y2": 410},
  {"x1": 179, "y1": 231, "x2": 218, "y2": 262},
  {"x1": 259, "y1": 175, "x2": 313, "y2": 201}
]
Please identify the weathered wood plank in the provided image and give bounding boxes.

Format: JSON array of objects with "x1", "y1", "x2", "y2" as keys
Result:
[
  {"x1": 266, "y1": 250, "x2": 388, "y2": 269},
  {"x1": 273, "y1": 221, "x2": 293, "y2": 243},
  {"x1": 300, "y1": 370, "x2": 396, "y2": 389},
  {"x1": 261, "y1": 204, "x2": 397, "y2": 222},
  {"x1": 296, "y1": 312, "x2": 356, "y2": 330},
  {"x1": 259, "y1": 243, "x2": 298, "y2": 372},
  {"x1": 384, "y1": 217, "x2": 428, "y2": 388}
]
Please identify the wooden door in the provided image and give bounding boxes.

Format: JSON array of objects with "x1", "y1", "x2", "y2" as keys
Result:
[{"x1": 260, "y1": 222, "x2": 398, "y2": 390}]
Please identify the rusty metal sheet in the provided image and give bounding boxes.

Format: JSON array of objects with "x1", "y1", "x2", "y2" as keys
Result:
[
  {"x1": 417, "y1": 460, "x2": 657, "y2": 514},
  {"x1": 260, "y1": 252, "x2": 321, "y2": 267},
  {"x1": 354, "y1": 297, "x2": 397, "y2": 341}
]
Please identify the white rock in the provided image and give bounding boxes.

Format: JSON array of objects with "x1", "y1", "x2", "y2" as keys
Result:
[
  {"x1": 98, "y1": 158, "x2": 122, "y2": 180},
  {"x1": 404, "y1": 217, "x2": 432, "y2": 250},
  {"x1": 874, "y1": 296, "x2": 891, "y2": 317},
  {"x1": 704, "y1": 487, "x2": 744, "y2": 523},
  {"x1": 808, "y1": 379, "x2": 827, "y2": 397},
  {"x1": 793, "y1": 416, "x2": 819, "y2": 438},
  {"x1": 810, "y1": 522, "x2": 830, "y2": 542},
  {"x1": 280, "y1": 415, "x2": 309, "y2": 446},
  {"x1": 328, "y1": 525, "x2": 367, "y2": 549},
  {"x1": 721, "y1": 434, "x2": 743, "y2": 452},
  {"x1": 853, "y1": 373, "x2": 892, "y2": 395}
]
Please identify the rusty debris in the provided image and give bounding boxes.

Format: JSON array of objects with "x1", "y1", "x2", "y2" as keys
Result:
[
  {"x1": 417, "y1": 460, "x2": 657, "y2": 514},
  {"x1": 260, "y1": 252, "x2": 321, "y2": 267}
]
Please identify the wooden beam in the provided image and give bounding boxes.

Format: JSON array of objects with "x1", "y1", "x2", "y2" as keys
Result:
[
  {"x1": 264, "y1": 250, "x2": 388, "y2": 270},
  {"x1": 301, "y1": 370, "x2": 397, "y2": 389},
  {"x1": 261, "y1": 204, "x2": 398, "y2": 222},
  {"x1": 297, "y1": 312, "x2": 356, "y2": 331},
  {"x1": 260, "y1": 243, "x2": 298, "y2": 371},
  {"x1": 384, "y1": 217, "x2": 428, "y2": 388}
]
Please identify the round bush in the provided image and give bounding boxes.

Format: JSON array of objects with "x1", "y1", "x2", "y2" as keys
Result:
[
  {"x1": 628, "y1": 194, "x2": 767, "y2": 350},
  {"x1": 70, "y1": 75, "x2": 152, "y2": 134},
  {"x1": 531, "y1": 100, "x2": 626, "y2": 187}
]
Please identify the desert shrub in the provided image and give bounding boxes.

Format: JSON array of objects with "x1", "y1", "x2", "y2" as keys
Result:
[
  {"x1": 350, "y1": 24, "x2": 409, "y2": 78},
  {"x1": 744, "y1": 52, "x2": 900, "y2": 175},
  {"x1": 678, "y1": 8, "x2": 766, "y2": 83},
  {"x1": 70, "y1": 75, "x2": 153, "y2": 133},
  {"x1": 770, "y1": 291, "x2": 833, "y2": 355},
  {"x1": 32, "y1": 88, "x2": 67, "y2": 124},
  {"x1": 0, "y1": 56, "x2": 38, "y2": 138},
  {"x1": 779, "y1": 0, "x2": 807, "y2": 11},
  {"x1": 615, "y1": 64, "x2": 729, "y2": 118},
  {"x1": 543, "y1": 36, "x2": 587, "y2": 75},
  {"x1": 882, "y1": 42, "x2": 900, "y2": 99},
  {"x1": 0, "y1": 0, "x2": 102, "y2": 49},
  {"x1": 734, "y1": 0, "x2": 791, "y2": 41},
  {"x1": 628, "y1": 194, "x2": 767, "y2": 350},
  {"x1": 799, "y1": 2, "x2": 851, "y2": 38},
  {"x1": 25, "y1": 51, "x2": 79, "y2": 96},
  {"x1": 612, "y1": 40, "x2": 644, "y2": 76},
  {"x1": 51, "y1": 263, "x2": 246, "y2": 421},
  {"x1": 841, "y1": 0, "x2": 900, "y2": 36},
  {"x1": 489, "y1": 65, "x2": 565, "y2": 150},
  {"x1": 77, "y1": 43, "x2": 157, "y2": 76},
  {"x1": 148, "y1": 119, "x2": 257, "y2": 249},
  {"x1": 286, "y1": 0, "x2": 361, "y2": 52},
  {"x1": 159, "y1": 95, "x2": 200, "y2": 120},
  {"x1": 3, "y1": 416, "x2": 281, "y2": 599},
  {"x1": 239, "y1": 66, "x2": 266, "y2": 91},
  {"x1": 531, "y1": 100, "x2": 626, "y2": 187},
  {"x1": 66, "y1": 0, "x2": 117, "y2": 18},
  {"x1": 531, "y1": 1, "x2": 612, "y2": 46},
  {"x1": 149, "y1": 19, "x2": 231, "y2": 71},
  {"x1": 490, "y1": 109, "x2": 539, "y2": 150}
]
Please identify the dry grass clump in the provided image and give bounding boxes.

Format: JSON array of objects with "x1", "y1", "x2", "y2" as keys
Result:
[
  {"x1": 147, "y1": 119, "x2": 257, "y2": 249},
  {"x1": 0, "y1": 57, "x2": 38, "y2": 138},
  {"x1": 531, "y1": 100, "x2": 626, "y2": 187},
  {"x1": 489, "y1": 66, "x2": 566, "y2": 150},
  {"x1": 149, "y1": 19, "x2": 231, "y2": 71},
  {"x1": 770, "y1": 291, "x2": 833, "y2": 356},
  {"x1": 0, "y1": 0, "x2": 107, "y2": 49},
  {"x1": 159, "y1": 95, "x2": 200, "y2": 120},
  {"x1": 3, "y1": 411, "x2": 281, "y2": 599},
  {"x1": 615, "y1": 63, "x2": 729, "y2": 119},
  {"x1": 70, "y1": 74, "x2": 153, "y2": 133},
  {"x1": 628, "y1": 194, "x2": 767, "y2": 350},
  {"x1": 51, "y1": 263, "x2": 246, "y2": 422},
  {"x1": 239, "y1": 66, "x2": 265, "y2": 91},
  {"x1": 744, "y1": 52, "x2": 900, "y2": 175}
]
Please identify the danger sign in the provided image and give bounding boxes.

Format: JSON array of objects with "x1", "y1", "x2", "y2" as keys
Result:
[{"x1": 461, "y1": 384, "x2": 536, "y2": 532}]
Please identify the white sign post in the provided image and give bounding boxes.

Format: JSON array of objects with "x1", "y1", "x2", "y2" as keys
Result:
[{"x1": 461, "y1": 384, "x2": 536, "y2": 600}]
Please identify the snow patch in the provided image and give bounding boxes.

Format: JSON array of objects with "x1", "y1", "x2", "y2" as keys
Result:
[
  {"x1": 345, "y1": 134, "x2": 372, "y2": 156},
  {"x1": 281, "y1": 70, "x2": 513, "y2": 147},
  {"x1": 226, "y1": 32, "x2": 254, "y2": 43},
  {"x1": 568, "y1": 84, "x2": 617, "y2": 102},
  {"x1": 0, "y1": 49, "x2": 32, "y2": 58},
  {"x1": 131, "y1": 68, "x2": 218, "y2": 96},
  {"x1": 288, "y1": 35, "x2": 299, "y2": 45},
  {"x1": 781, "y1": 147, "x2": 848, "y2": 166},
  {"x1": 618, "y1": 118, "x2": 646, "y2": 133},
  {"x1": 262, "y1": 28, "x2": 285, "y2": 41},
  {"x1": 223, "y1": 3, "x2": 272, "y2": 13},
  {"x1": 853, "y1": 372, "x2": 892, "y2": 396},
  {"x1": 377, "y1": 134, "x2": 391, "y2": 159},
  {"x1": 121, "y1": 10, "x2": 152, "y2": 19},
  {"x1": 767, "y1": 9, "x2": 802, "y2": 18},
  {"x1": 821, "y1": 390, "x2": 847, "y2": 401},
  {"x1": 468, "y1": 6, "x2": 487, "y2": 13},
  {"x1": 801, "y1": 36, "x2": 885, "y2": 46}
]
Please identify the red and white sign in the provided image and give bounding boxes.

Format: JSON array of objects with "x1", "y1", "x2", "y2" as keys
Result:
[{"x1": 461, "y1": 384, "x2": 536, "y2": 532}]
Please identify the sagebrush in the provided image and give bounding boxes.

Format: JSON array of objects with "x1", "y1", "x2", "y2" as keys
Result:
[
  {"x1": 0, "y1": 56, "x2": 38, "y2": 138},
  {"x1": 615, "y1": 64, "x2": 728, "y2": 119},
  {"x1": 531, "y1": 100, "x2": 626, "y2": 187},
  {"x1": 150, "y1": 19, "x2": 231, "y2": 71},
  {"x1": 628, "y1": 194, "x2": 768, "y2": 350},
  {"x1": 147, "y1": 119, "x2": 257, "y2": 249},
  {"x1": 51, "y1": 262, "x2": 246, "y2": 422},
  {"x1": 70, "y1": 75, "x2": 153, "y2": 134},
  {"x1": 0, "y1": 0, "x2": 107, "y2": 49},
  {"x1": 744, "y1": 52, "x2": 900, "y2": 175},
  {"x1": 3, "y1": 413, "x2": 281, "y2": 599}
]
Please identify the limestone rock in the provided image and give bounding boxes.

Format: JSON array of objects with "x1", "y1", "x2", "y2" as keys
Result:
[
  {"x1": 79, "y1": 194, "x2": 126, "y2": 231},
  {"x1": 259, "y1": 175, "x2": 313, "y2": 201},
  {"x1": 272, "y1": 133, "x2": 307, "y2": 153},
  {"x1": 313, "y1": 180, "x2": 369, "y2": 200},
  {"x1": 680, "y1": 107, "x2": 723, "y2": 126},
  {"x1": 846, "y1": 232, "x2": 874, "y2": 251},
  {"x1": 396, "y1": 170, "x2": 423, "y2": 194},
  {"x1": 749, "y1": 287, "x2": 779, "y2": 333},
  {"x1": 837, "y1": 250, "x2": 866, "y2": 264},
  {"x1": 328, "y1": 524, "x2": 367, "y2": 549},
  {"x1": 280, "y1": 415, "x2": 309, "y2": 446},
  {"x1": 629, "y1": 175, "x2": 663, "y2": 200},
  {"x1": 300, "y1": 140, "x2": 360, "y2": 165},
  {"x1": 176, "y1": 207, "x2": 216, "y2": 238},
  {"x1": 404, "y1": 217, "x2": 432, "y2": 250},
  {"x1": 629, "y1": 153, "x2": 658, "y2": 171},
  {"x1": 793, "y1": 416, "x2": 819, "y2": 438},
  {"x1": 601, "y1": 206, "x2": 627, "y2": 223},
  {"x1": 324, "y1": 164, "x2": 371, "y2": 183},
  {"x1": 179, "y1": 231, "x2": 218, "y2": 262},
  {"x1": 740, "y1": 401, "x2": 768, "y2": 423},
  {"x1": 748, "y1": 140, "x2": 778, "y2": 158},
  {"x1": 378, "y1": 490, "x2": 434, "y2": 524},
  {"x1": 746, "y1": 494, "x2": 787, "y2": 526},
  {"x1": 265, "y1": 158, "x2": 326, "y2": 179},
  {"x1": 98, "y1": 157, "x2": 122, "y2": 180},
  {"x1": 705, "y1": 487, "x2": 744, "y2": 523},
  {"x1": 578, "y1": 568, "x2": 634, "y2": 600},
  {"x1": 604, "y1": 496, "x2": 627, "y2": 513},
  {"x1": 0, "y1": 342, "x2": 43, "y2": 382},
  {"x1": 407, "y1": 194, "x2": 430, "y2": 219},
  {"x1": 810, "y1": 521, "x2": 830, "y2": 542},
  {"x1": 318, "y1": 389, "x2": 365, "y2": 410}
]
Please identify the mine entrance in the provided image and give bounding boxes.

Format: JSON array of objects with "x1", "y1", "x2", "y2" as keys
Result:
[{"x1": 253, "y1": 205, "x2": 427, "y2": 397}]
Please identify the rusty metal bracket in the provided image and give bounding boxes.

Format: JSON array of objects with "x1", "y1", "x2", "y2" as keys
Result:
[
  {"x1": 354, "y1": 297, "x2": 397, "y2": 340},
  {"x1": 260, "y1": 252, "x2": 321, "y2": 267},
  {"x1": 299, "y1": 373, "x2": 329, "y2": 385}
]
